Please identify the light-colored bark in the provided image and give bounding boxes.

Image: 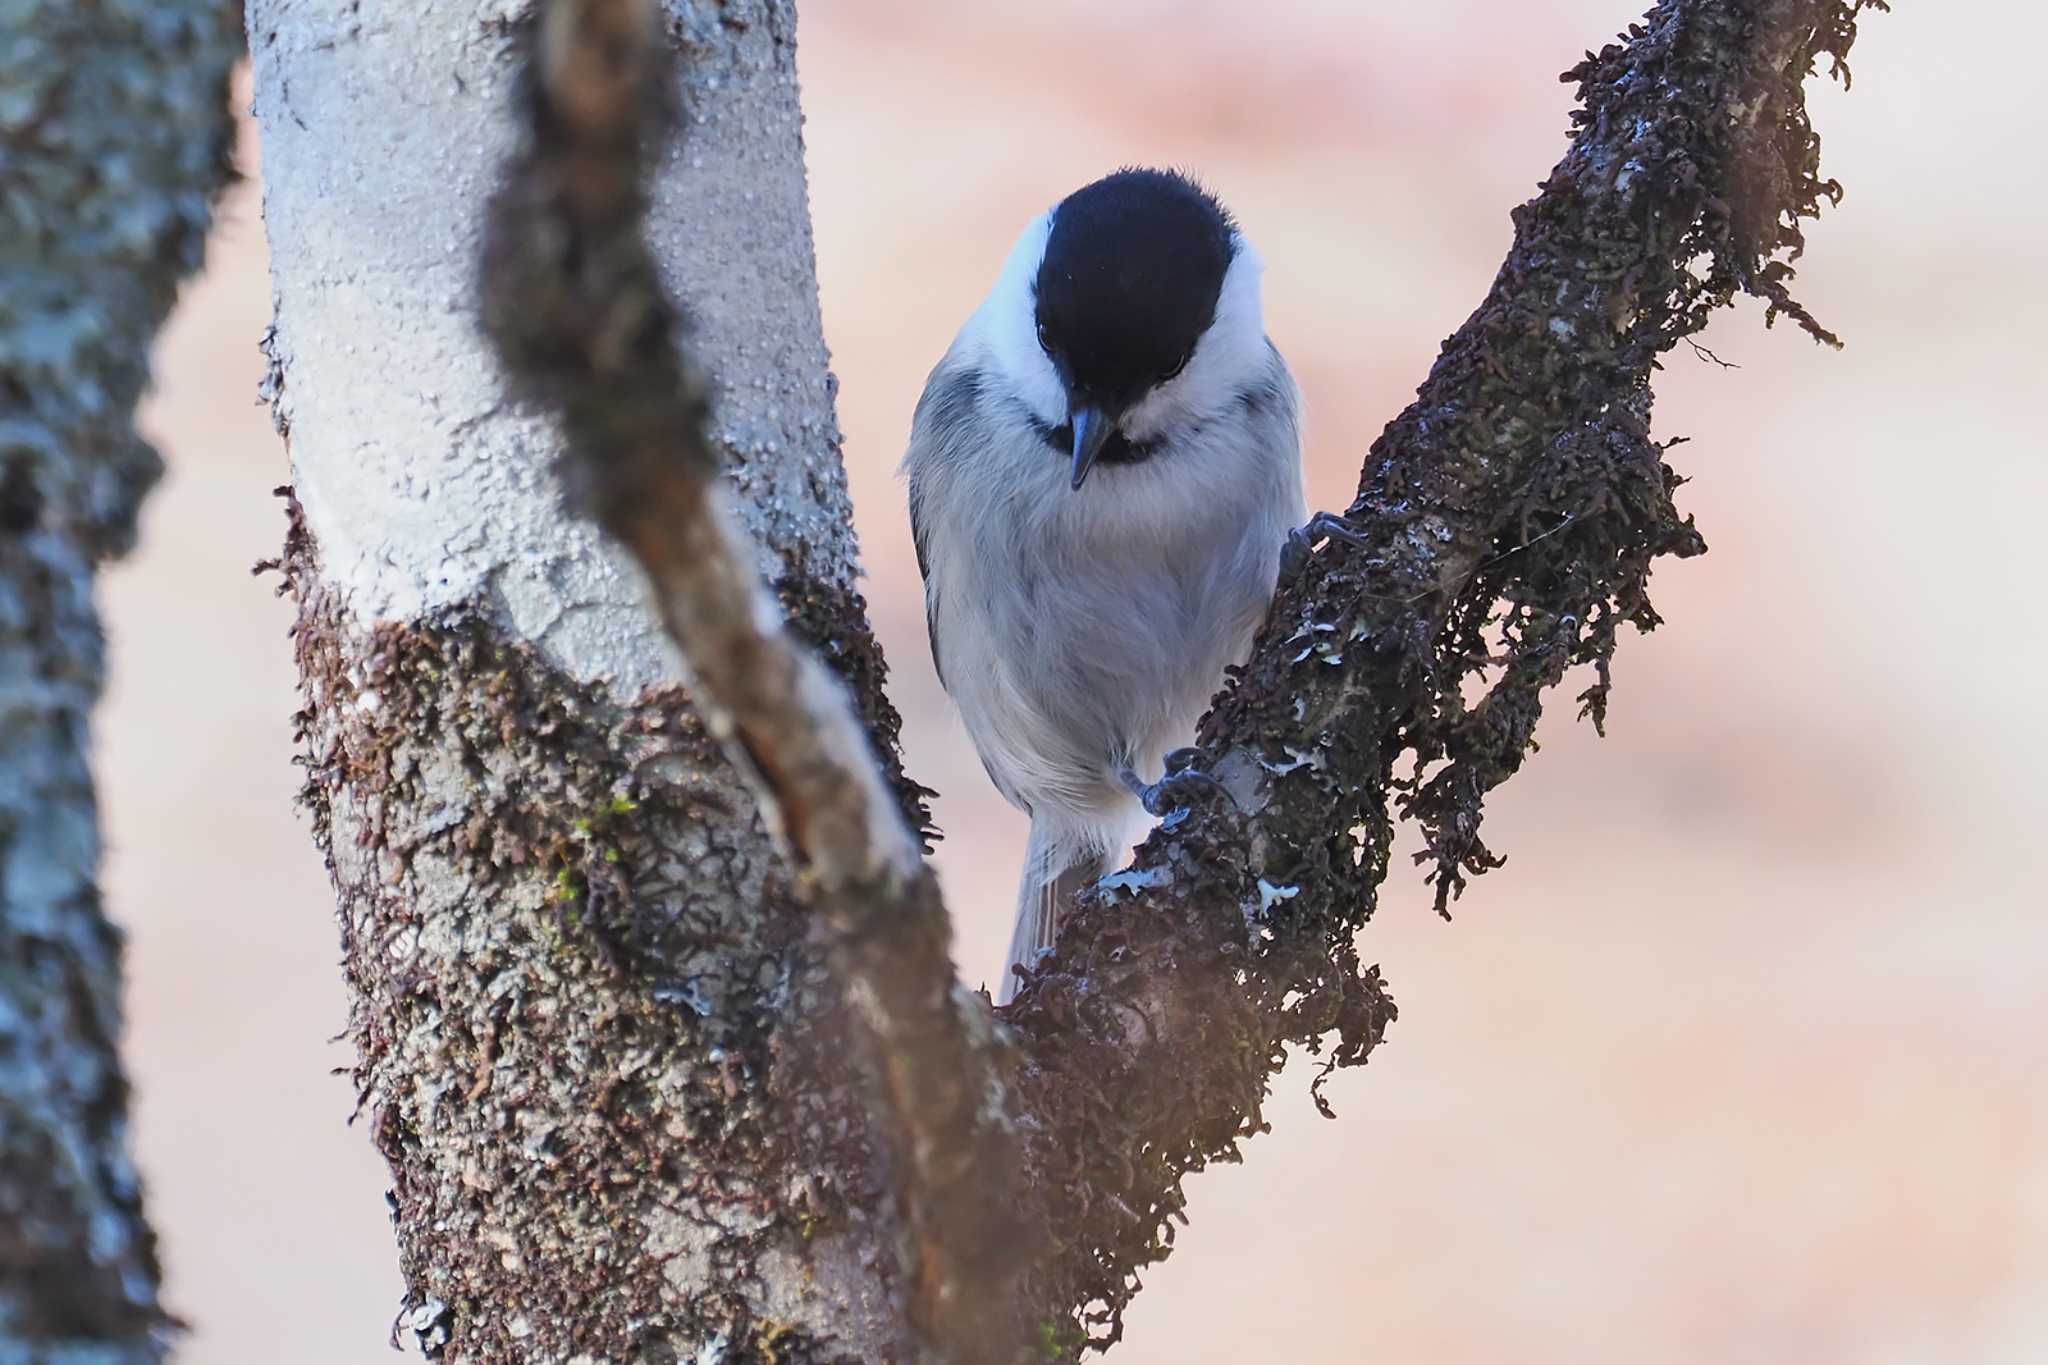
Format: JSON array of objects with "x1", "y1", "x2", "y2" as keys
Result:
[
  {"x1": 250, "y1": 1, "x2": 921, "y2": 1358},
  {"x1": 0, "y1": 3, "x2": 240, "y2": 1361},
  {"x1": 253, "y1": 0, "x2": 850, "y2": 693}
]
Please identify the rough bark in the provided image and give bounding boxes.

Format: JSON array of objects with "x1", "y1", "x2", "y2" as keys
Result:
[
  {"x1": 251, "y1": 1, "x2": 927, "y2": 1359},
  {"x1": 0, "y1": 4, "x2": 240, "y2": 1361},
  {"x1": 253, "y1": 0, "x2": 1882, "y2": 1360}
]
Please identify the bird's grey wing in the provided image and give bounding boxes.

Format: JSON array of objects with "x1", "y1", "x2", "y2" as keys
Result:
[
  {"x1": 907, "y1": 474, "x2": 942, "y2": 688},
  {"x1": 903, "y1": 364, "x2": 984, "y2": 692}
]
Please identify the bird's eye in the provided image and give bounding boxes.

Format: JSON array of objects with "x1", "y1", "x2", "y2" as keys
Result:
[
  {"x1": 1036, "y1": 321, "x2": 1053, "y2": 354},
  {"x1": 1160, "y1": 350, "x2": 1193, "y2": 382}
]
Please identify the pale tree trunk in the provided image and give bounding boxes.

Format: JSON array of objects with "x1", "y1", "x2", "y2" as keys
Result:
[
  {"x1": 0, "y1": 4, "x2": 240, "y2": 1361},
  {"x1": 249, "y1": 0, "x2": 1884, "y2": 1360},
  {"x1": 248, "y1": 1, "x2": 922, "y2": 1358}
]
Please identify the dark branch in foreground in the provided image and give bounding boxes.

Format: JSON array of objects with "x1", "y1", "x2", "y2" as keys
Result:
[
  {"x1": 478, "y1": 2, "x2": 1021, "y2": 1360},
  {"x1": 1002, "y1": 0, "x2": 1884, "y2": 1348}
]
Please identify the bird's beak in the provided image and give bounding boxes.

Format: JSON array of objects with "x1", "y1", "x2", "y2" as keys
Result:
[{"x1": 1068, "y1": 405, "x2": 1114, "y2": 490}]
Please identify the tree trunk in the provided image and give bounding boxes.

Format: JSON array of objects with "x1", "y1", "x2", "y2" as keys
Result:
[
  {"x1": 0, "y1": 4, "x2": 239, "y2": 1361},
  {"x1": 251, "y1": 0, "x2": 1882, "y2": 1358},
  {"x1": 249, "y1": 2, "x2": 920, "y2": 1358}
]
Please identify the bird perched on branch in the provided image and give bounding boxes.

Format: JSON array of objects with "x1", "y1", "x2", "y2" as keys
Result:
[{"x1": 903, "y1": 168, "x2": 1310, "y2": 1001}]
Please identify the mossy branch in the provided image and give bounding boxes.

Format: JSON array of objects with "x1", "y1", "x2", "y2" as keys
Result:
[{"x1": 1000, "y1": 0, "x2": 1884, "y2": 1348}]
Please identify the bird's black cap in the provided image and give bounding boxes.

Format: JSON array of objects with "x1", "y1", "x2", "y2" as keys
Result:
[{"x1": 1033, "y1": 168, "x2": 1236, "y2": 415}]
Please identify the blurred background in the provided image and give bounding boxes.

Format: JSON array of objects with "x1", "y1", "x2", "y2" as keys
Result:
[{"x1": 110, "y1": 2, "x2": 2044, "y2": 1362}]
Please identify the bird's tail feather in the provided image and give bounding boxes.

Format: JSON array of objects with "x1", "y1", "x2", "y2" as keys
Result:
[{"x1": 998, "y1": 821, "x2": 1100, "y2": 1005}]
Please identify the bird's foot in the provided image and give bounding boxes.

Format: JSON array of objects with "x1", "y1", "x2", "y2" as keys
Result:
[
  {"x1": 1121, "y1": 748, "x2": 1233, "y2": 818},
  {"x1": 1281, "y1": 510, "x2": 1373, "y2": 578}
]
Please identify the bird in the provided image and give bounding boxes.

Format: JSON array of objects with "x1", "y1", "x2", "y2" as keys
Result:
[{"x1": 901, "y1": 167, "x2": 1308, "y2": 1003}]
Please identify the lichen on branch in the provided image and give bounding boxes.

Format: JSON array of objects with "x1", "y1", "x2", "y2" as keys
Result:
[{"x1": 1002, "y1": 0, "x2": 1885, "y2": 1349}]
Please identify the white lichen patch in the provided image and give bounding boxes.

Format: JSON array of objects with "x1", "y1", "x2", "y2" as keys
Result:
[
  {"x1": 1098, "y1": 865, "x2": 1173, "y2": 898},
  {"x1": 1256, "y1": 879, "x2": 1301, "y2": 911}
]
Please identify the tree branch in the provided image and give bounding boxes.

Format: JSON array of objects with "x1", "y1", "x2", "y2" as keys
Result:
[
  {"x1": 477, "y1": 3, "x2": 1021, "y2": 1359},
  {"x1": 1001, "y1": 0, "x2": 1885, "y2": 1347}
]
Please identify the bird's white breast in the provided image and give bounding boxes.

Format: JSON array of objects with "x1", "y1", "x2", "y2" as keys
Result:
[
  {"x1": 902, "y1": 214, "x2": 1306, "y2": 876},
  {"x1": 908, "y1": 340, "x2": 1305, "y2": 843}
]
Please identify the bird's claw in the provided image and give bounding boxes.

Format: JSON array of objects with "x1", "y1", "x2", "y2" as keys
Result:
[
  {"x1": 1122, "y1": 748, "x2": 1233, "y2": 817},
  {"x1": 1281, "y1": 510, "x2": 1373, "y2": 578}
]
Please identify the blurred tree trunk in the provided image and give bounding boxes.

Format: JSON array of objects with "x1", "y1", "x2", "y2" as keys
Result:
[
  {"x1": 0, "y1": 4, "x2": 240, "y2": 1361},
  {"x1": 248, "y1": 2, "x2": 924, "y2": 1358}
]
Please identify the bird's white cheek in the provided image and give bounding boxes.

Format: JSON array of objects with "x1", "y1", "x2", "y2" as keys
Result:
[
  {"x1": 1121, "y1": 380, "x2": 1195, "y2": 443},
  {"x1": 970, "y1": 210, "x2": 1069, "y2": 427},
  {"x1": 977, "y1": 320, "x2": 1064, "y2": 427}
]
